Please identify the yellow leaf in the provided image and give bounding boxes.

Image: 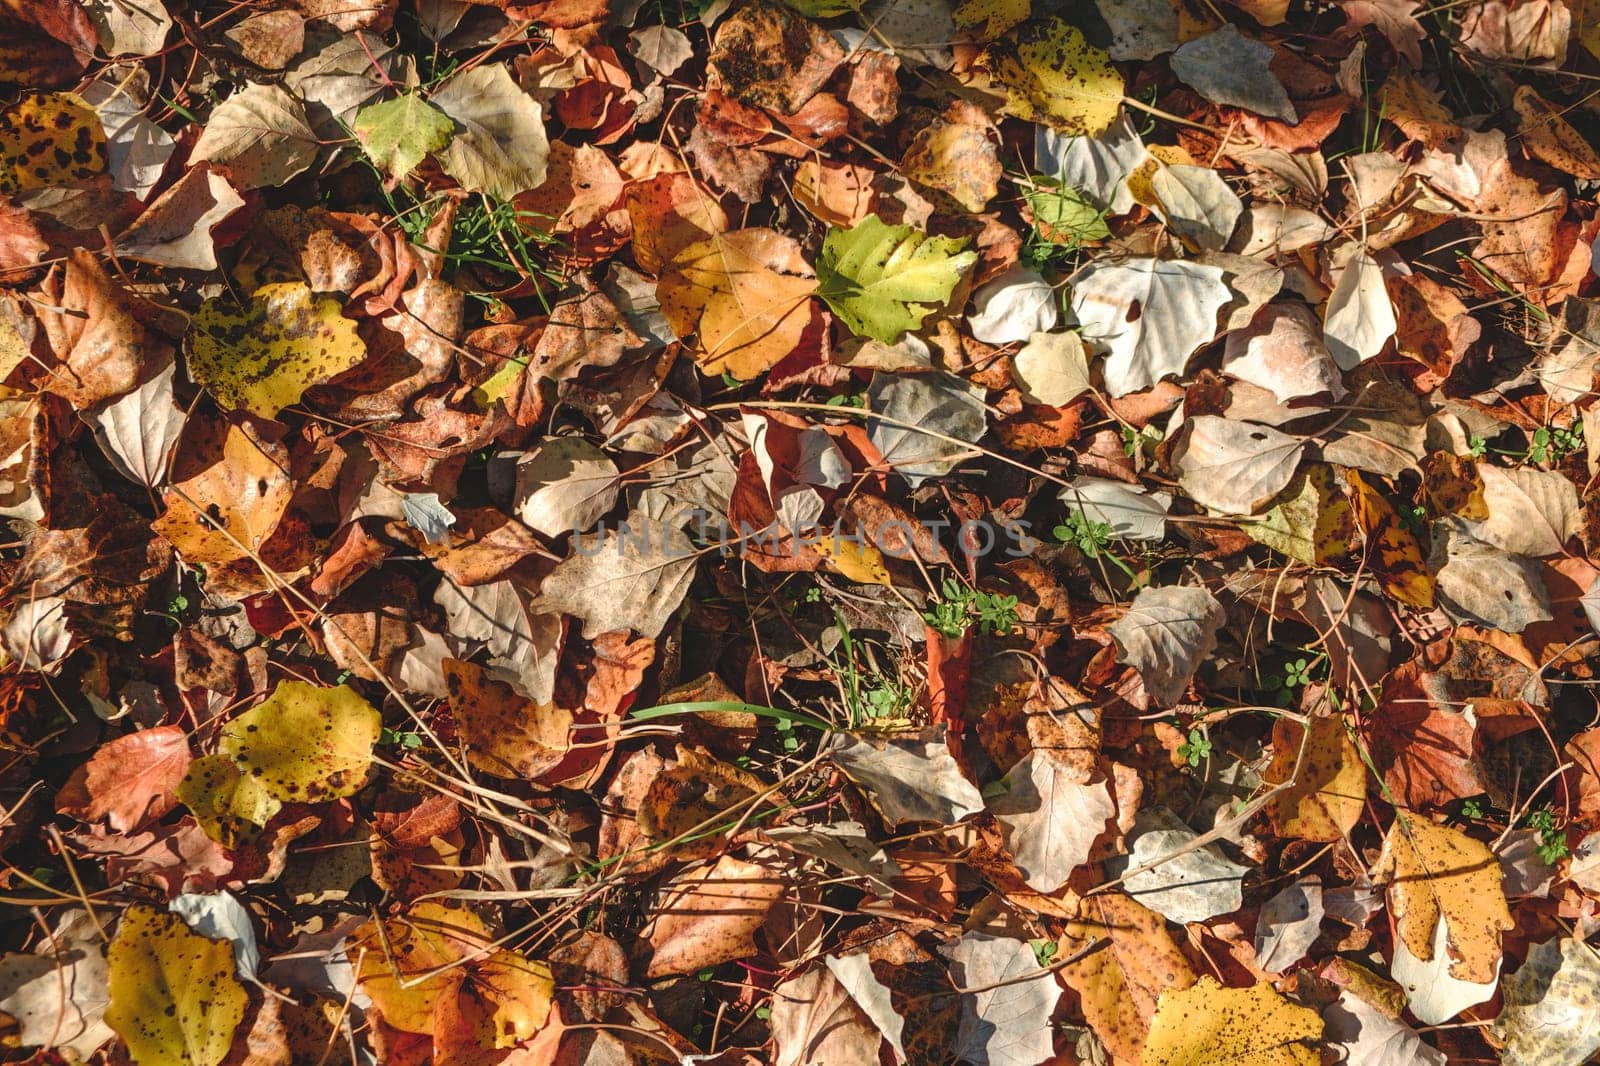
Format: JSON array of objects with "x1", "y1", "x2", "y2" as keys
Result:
[
  {"x1": 899, "y1": 101, "x2": 1002, "y2": 213},
  {"x1": 1062, "y1": 893, "x2": 1196, "y2": 1064},
  {"x1": 187, "y1": 281, "x2": 367, "y2": 417},
  {"x1": 177, "y1": 753, "x2": 282, "y2": 845},
  {"x1": 1376, "y1": 816, "x2": 1514, "y2": 984},
  {"x1": 153, "y1": 417, "x2": 292, "y2": 572},
  {"x1": 0, "y1": 92, "x2": 106, "y2": 194},
  {"x1": 443, "y1": 659, "x2": 574, "y2": 780},
  {"x1": 988, "y1": 19, "x2": 1123, "y2": 136},
  {"x1": 1513, "y1": 85, "x2": 1600, "y2": 179},
  {"x1": 353, "y1": 902, "x2": 554, "y2": 1046},
  {"x1": 1264, "y1": 713, "x2": 1365, "y2": 842},
  {"x1": 219, "y1": 680, "x2": 381, "y2": 804},
  {"x1": 1142, "y1": 977, "x2": 1322, "y2": 1066},
  {"x1": 953, "y1": 0, "x2": 1030, "y2": 40},
  {"x1": 105, "y1": 905, "x2": 248, "y2": 1066},
  {"x1": 657, "y1": 228, "x2": 817, "y2": 380},
  {"x1": 812, "y1": 533, "x2": 892, "y2": 586},
  {"x1": 1346, "y1": 470, "x2": 1435, "y2": 609},
  {"x1": 354, "y1": 901, "x2": 482, "y2": 1034}
]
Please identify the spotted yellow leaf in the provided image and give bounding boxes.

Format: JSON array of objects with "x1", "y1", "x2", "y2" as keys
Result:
[
  {"x1": 813, "y1": 533, "x2": 892, "y2": 585},
  {"x1": 1144, "y1": 977, "x2": 1322, "y2": 1065},
  {"x1": 1346, "y1": 469, "x2": 1435, "y2": 610},
  {"x1": 105, "y1": 905, "x2": 248, "y2": 1066},
  {"x1": 1513, "y1": 85, "x2": 1600, "y2": 179},
  {"x1": 0, "y1": 92, "x2": 107, "y2": 194},
  {"x1": 1376, "y1": 816, "x2": 1514, "y2": 984},
  {"x1": 988, "y1": 18, "x2": 1123, "y2": 136},
  {"x1": 1240, "y1": 465, "x2": 1355, "y2": 565},
  {"x1": 177, "y1": 753, "x2": 283, "y2": 845},
  {"x1": 188, "y1": 282, "x2": 367, "y2": 418},
  {"x1": 953, "y1": 0, "x2": 1030, "y2": 40},
  {"x1": 219, "y1": 680, "x2": 381, "y2": 804}
]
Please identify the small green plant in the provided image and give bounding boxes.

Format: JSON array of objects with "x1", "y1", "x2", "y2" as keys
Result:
[
  {"x1": 1054, "y1": 512, "x2": 1138, "y2": 582},
  {"x1": 380, "y1": 726, "x2": 424, "y2": 750},
  {"x1": 831, "y1": 611, "x2": 915, "y2": 728},
  {"x1": 1460, "y1": 797, "x2": 1486, "y2": 820},
  {"x1": 1176, "y1": 727, "x2": 1212, "y2": 768},
  {"x1": 1526, "y1": 805, "x2": 1570, "y2": 864},
  {"x1": 165, "y1": 594, "x2": 189, "y2": 616},
  {"x1": 921, "y1": 578, "x2": 1021, "y2": 638},
  {"x1": 1122, "y1": 424, "x2": 1163, "y2": 459},
  {"x1": 1528, "y1": 422, "x2": 1583, "y2": 464},
  {"x1": 1030, "y1": 938, "x2": 1058, "y2": 967},
  {"x1": 1469, "y1": 435, "x2": 1488, "y2": 459}
]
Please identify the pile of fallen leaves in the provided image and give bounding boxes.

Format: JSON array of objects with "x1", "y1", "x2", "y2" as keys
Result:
[{"x1": 5, "y1": 0, "x2": 1600, "y2": 1062}]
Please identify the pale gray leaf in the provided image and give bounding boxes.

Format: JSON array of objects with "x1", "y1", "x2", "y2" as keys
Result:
[
  {"x1": 989, "y1": 750, "x2": 1115, "y2": 892},
  {"x1": 1034, "y1": 110, "x2": 1146, "y2": 214},
  {"x1": 1070, "y1": 257, "x2": 1231, "y2": 397},
  {"x1": 1108, "y1": 585, "x2": 1225, "y2": 707},
  {"x1": 1171, "y1": 416, "x2": 1305, "y2": 516},
  {"x1": 1253, "y1": 877, "x2": 1323, "y2": 973},
  {"x1": 1117, "y1": 809, "x2": 1248, "y2": 924},
  {"x1": 90, "y1": 360, "x2": 184, "y2": 488},
  {"x1": 943, "y1": 933, "x2": 1060, "y2": 1066},
  {"x1": 533, "y1": 512, "x2": 696, "y2": 639},
  {"x1": 827, "y1": 726, "x2": 984, "y2": 826},
  {"x1": 867, "y1": 372, "x2": 987, "y2": 486},
  {"x1": 432, "y1": 62, "x2": 550, "y2": 199},
  {"x1": 1171, "y1": 25, "x2": 1296, "y2": 123}
]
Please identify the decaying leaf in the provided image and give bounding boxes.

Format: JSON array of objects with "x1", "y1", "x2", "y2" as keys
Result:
[
  {"x1": 1376, "y1": 816, "x2": 1514, "y2": 986},
  {"x1": 1071, "y1": 257, "x2": 1231, "y2": 397},
  {"x1": 219, "y1": 680, "x2": 382, "y2": 804},
  {"x1": 988, "y1": 18, "x2": 1123, "y2": 136},
  {"x1": 188, "y1": 282, "x2": 367, "y2": 417},
  {"x1": 658, "y1": 228, "x2": 817, "y2": 379},
  {"x1": 1109, "y1": 585, "x2": 1226, "y2": 707},
  {"x1": 1143, "y1": 977, "x2": 1322, "y2": 1066}
]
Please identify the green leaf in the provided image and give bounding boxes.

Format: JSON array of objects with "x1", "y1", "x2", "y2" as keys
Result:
[
  {"x1": 106, "y1": 905, "x2": 247, "y2": 1066},
  {"x1": 219, "y1": 680, "x2": 382, "y2": 804},
  {"x1": 783, "y1": 0, "x2": 856, "y2": 13},
  {"x1": 1022, "y1": 179, "x2": 1110, "y2": 245},
  {"x1": 353, "y1": 94, "x2": 454, "y2": 182},
  {"x1": 816, "y1": 214, "x2": 975, "y2": 344}
]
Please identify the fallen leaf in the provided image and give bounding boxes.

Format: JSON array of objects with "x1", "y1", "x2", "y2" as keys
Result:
[
  {"x1": 1171, "y1": 416, "x2": 1305, "y2": 516},
  {"x1": 989, "y1": 748, "x2": 1115, "y2": 892},
  {"x1": 989, "y1": 17, "x2": 1123, "y2": 136},
  {"x1": 187, "y1": 281, "x2": 367, "y2": 418},
  {"x1": 1492, "y1": 937, "x2": 1600, "y2": 1066},
  {"x1": 643, "y1": 853, "x2": 785, "y2": 978},
  {"x1": 1109, "y1": 585, "x2": 1226, "y2": 707},
  {"x1": 76, "y1": 725, "x2": 190, "y2": 832},
  {"x1": 1118, "y1": 809, "x2": 1250, "y2": 924},
  {"x1": 1323, "y1": 249, "x2": 1397, "y2": 369},
  {"x1": 770, "y1": 964, "x2": 883, "y2": 1066},
  {"x1": 1471, "y1": 464, "x2": 1579, "y2": 558},
  {"x1": 942, "y1": 932, "x2": 1061, "y2": 1066},
  {"x1": 219, "y1": 680, "x2": 381, "y2": 804},
  {"x1": 353, "y1": 93, "x2": 455, "y2": 183},
  {"x1": 534, "y1": 511, "x2": 696, "y2": 639},
  {"x1": 1266, "y1": 712, "x2": 1366, "y2": 841},
  {"x1": 707, "y1": 0, "x2": 843, "y2": 115},
  {"x1": 900, "y1": 100, "x2": 1002, "y2": 213},
  {"x1": 816, "y1": 214, "x2": 974, "y2": 345},
  {"x1": 1254, "y1": 877, "x2": 1324, "y2": 973},
  {"x1": 866, "y1": 371, "x2": 987, "y2": 486},
  {"x1": 1171, "y1": 26, "x2": 1297, "y2": 123},
  {"x1": 105, "y1": 905, "x2": 247, "y2": 1066},
  {"x1": 0, "y1": 92, "x2": 107, "y2": 194},
  {"x1": 1012, "y1": 330, "x2": 1092, "y2": 406},
  {"x1": 192, "y1": 82, "x2": 318, "y2": 190},
  {"x1": 658, "y1": 228, "x2": 817, "y2": 379},
  {"x1": 1376, "y1": 816, "x2": 1513, "y2": 986},
  {"x1": 114, "y1": 166, "x2": 244, "y2": 271},
  {"x1": 1151, "y1": 164, "x2": 1243, "y2": 251},
  {"x1": 444, "y1": 659, "x2": 573, "y2": 780},
  {"x1": 1143, "y1": 976, "x2": 1322, "y2": 1066},
  {"x1": 1071, "y1": 257, "x2": 1232, "y2": 397},
  {"x1": 967, "y1": 267, "x2": 1059, "y2": 346},
  {"x1": 1321, "y1": 990, "x2": 1445, "y2": 1066},
  {"x1": 1062, "y1": 892, "x2": 1195, "y2": 1063},
  {"x1": 429, "y1": 62, "x2": 549, "y2": 199},
  {"x1": 827, "y1": 726, "x2": 984, "y2": 826}
]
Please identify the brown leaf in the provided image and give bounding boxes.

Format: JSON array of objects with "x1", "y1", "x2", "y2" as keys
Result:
[
  {"x1": 643, "y1": 853, "x2": 786, "y2": 978},
  {"x1": 708, "y1": 0, "x2": 843, "y2": 116},
  {"x1": 444, "y1": 659, "x2": 574, "y2": 781},
  {"x1": 626, "y1": 170, "x2": 728, "y2": 274},
  {"x1": 37, "y1": 250, "x2": 168, "y2": 409},
  {"x1": 66, "y1": 725, "x2": 191, "y2": 832},
  {"x1": 1513, "y1": 85, "x2": 1600, "y2": 179},
  {"x1": 900, "y1": 102, "x2": 1002, "y2": 214},
  {"x1": 0, "y1": 0, "x2": 95, "y2": 88}
]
